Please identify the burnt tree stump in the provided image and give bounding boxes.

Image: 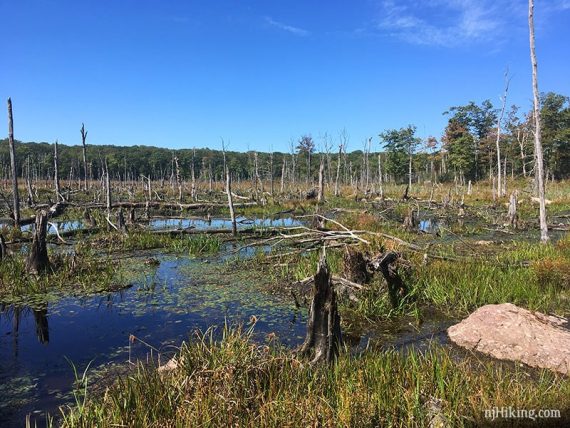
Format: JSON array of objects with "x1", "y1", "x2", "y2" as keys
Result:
[
  {"x1": 299, "y1": 250, "x2": 343, "y2": 364},
  {"x1": 26, "y1": 210, "x2": 50, "y2": 274}
]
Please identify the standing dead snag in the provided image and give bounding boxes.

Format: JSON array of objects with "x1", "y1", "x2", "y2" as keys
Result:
[
  {"x1": 7, "y1": 98, "x2": 20, "y2": 227},
  {"x1": 317, "y1": 159, "x2": 325, "y2": 203},
  {"x1": 226, "y1": 168, "x2": 237, "y2": 236},
  {"x1": 299, "y1": 250, "x2": 343, "y2": 364},
  {"x1": 81, "y1": 123, "x2": 88, "y2": 191},
  {"x1": 54, "y1": 140, "x2": 62, "y2": 201},
  {"x1": 26, "y1": 210, "x2": 50, "y2": 275},
  {"x1": 507, "y1": 191, "x2": 518, "y2": 229}
]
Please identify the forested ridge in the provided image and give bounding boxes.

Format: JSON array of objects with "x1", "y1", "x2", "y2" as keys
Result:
[{"x1": 2, "y1": 92, "x2": 569, "y2": 184}]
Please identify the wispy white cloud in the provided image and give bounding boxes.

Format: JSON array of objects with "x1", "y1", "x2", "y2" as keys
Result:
[
  {"x1": 375, "y1": 0, "x2": 524, "y2": 47},
  {"x1": 265, "y1": 17, "x2": 310, "y2": 36}
]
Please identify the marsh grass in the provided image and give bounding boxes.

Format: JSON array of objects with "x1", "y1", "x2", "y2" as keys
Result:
[
  {"x1": 0, "y1": 249, "x2": 121, "y2": 299},
  {"x1": 94, "y1": 231, "x2": 223, "y2": 255},
  {"x1": 59, "y1": 324, "x2": 570, "y2": 427}
]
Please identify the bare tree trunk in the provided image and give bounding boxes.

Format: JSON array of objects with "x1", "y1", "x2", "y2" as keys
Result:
[
  {"x1": 26, "y1": 210, "x2": 49, "y2": 274},
  {"x1": 408, "y1": 149, "x2": 413, "y2": 192},
  {"x1": 174, "y1": 156, "x2": 182, "y2": 202},
  {"x1": 54, "y1": 140, "x2": 61, "y2": 201},
  {"x1": 280, "y1": 159, "x2": 286, "y2": 194},
  {"x1": 105, "y1": 159, "x2": 112, "y2": 216},
  {"x1": 334, "y1": 143, "x2": 342, "y2": 197},
  {"x1": 507, "y1": 191, "x2": 518, "y2": 229},
  {"x1": 81, "y1": 123, "x2": 88, "y2": 191},
  {"x1": 191, "y1": 149, "x2": 197, "y2": 201},
  {"x1": 529, "y1": 0, "x2": 549, "y2": 243},
  {"x1": 226, "y1": 168, "x2": 237, "y2": 236},
  {"x1": 7, "y1": 98, "x2": 20, "y2": 227},
  {"x1": 495, "y1": 70, "x2": 511, "y2": 198},
  {"x1": 299, "y1": 249, "x2": 342, "y2": 364},
  {"x1": 269, "y1": 151, "x2": 274, "y2": 196},
  {"x1": 378, "y1": 153, "x2": 384, "y2": 199},
  {"x1": 317, "y1": 159, "x2": 325, "y2": 203},
  {"x1": 25, "y1": 156, "x2": 34, "y2": 207}
]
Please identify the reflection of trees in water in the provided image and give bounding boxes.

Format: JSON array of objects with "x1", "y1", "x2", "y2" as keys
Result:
[
  {"x1": 0, "y1": 303, "x2": 50, "y2": 347},
  {"x1": 33, "y1": 307, "x2": 49, "y2": 344}
]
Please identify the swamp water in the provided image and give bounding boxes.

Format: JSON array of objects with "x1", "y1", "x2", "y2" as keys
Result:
[
  {"x1": 0, "y1": 249, "x2": 308, "y2": 427},
  {"x1": 1, "y1": 216, "x2": 451, "y2": 427}
]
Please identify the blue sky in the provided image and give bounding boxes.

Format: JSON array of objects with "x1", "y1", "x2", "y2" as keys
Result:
[{"x1": 1, "y1": 0, "x2": 569, "y2": 152}]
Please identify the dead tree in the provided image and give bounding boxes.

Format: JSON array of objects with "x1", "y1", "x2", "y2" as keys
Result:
[
  {"x1": 128, "y1": 207, "x2": 136, "y2": 224},
  {"x1": 7, "y1": 98, "x2": 20, "y2": 227},
  {"x1": 507, "y1": 191, "x2": 518, "y2": 229},
  {"x1": 191, "y1": 149, "x2": 197, "y2": 201},
  {"x1": 0, "y1": 233, "x2": 8, "y2": 260},
  {"x1": 342, "y1": 247, "x2": 370, "y2": 284},
  {"x1": 370, "y1": 252, "x2": 410, "y2": 309},
  {"x1": 226, "y1": 168, "x2": 237, "y2": 236},
  {"x1": 529, "y1": 0, "x2": 549, "y2": 243},
  {"x1": 299, "y1": 249, "x2": 343, "y2": 364},
  {"x1": 81, "y1": 123, "x2": 88, "y2": 191},
  {"x1": 26, "y1": 210, "x2": 50, "y2": 274},
  {"x1": 317, "y1": 159, "x2": 325, "y2": 203},
  {"x1": 33, "y1": 307, "x2": 49, "y2": 344},
  {"x1": 117, "y1": 208, "x2": 128, "y2": 233},
  {"x1": 54, "y1": 140, "x2": 62, "y2": 201},
  {"x1": 402, "y1": 184, "x2": 410, "y2": 201},
  {"x1": 334, "y1": 141, "x2": 343, "y2": 197},
  {"x1": 105, "y1": 159, "x2": 112, "y2": 216},
  {"x1": 402, "y1": 207, "x2": 416, "y2": 231},
  {"x1": 377, "y1": 153, "x2": 384, "y2": 199},
  {"x1": 174, "y1": 156, "x2": 182, "y2": 202},
  {"x1": 495, "y1": 70, "x2": 511, "y2": 198}
]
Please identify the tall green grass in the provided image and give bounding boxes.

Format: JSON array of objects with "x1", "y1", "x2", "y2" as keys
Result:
[{"x1": 60, "y1": 325, "x2": 570, "y2": 427}]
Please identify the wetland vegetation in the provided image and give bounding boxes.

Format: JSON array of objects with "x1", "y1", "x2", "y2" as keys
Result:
[{"x1": 3, "y1": 2, "x2": 570, "y2": 425}]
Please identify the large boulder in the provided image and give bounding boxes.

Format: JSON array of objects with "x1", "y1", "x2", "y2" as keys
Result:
[{"x1": 447, "y1": 303, "x2": 570, "y2": 374}]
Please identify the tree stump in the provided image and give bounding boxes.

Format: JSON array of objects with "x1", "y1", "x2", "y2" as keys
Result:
[
  {"x1": 342, "y1": 247, "x2": 370, "y2": 284},
  {"x1": 370, "y1": 252, "x2": 410, "y2": 308},
  {"x1": 26, "y1": 210, "x2": 50, "y2": 274},
  {"x1": 402, "y1": 207, "x2": 417, "y2": 231},
  {"x1": 117, "y1": 208, "x2": 128, "y2": 233},
  {"x1": 299, "y1": 250, "x2": 343, "y2": 364},
  {"x1": 0, "y1": 233, "x2": 7, "y2": 261},
  {"x1": 128, "y1": 207, "x2": 136, "y2": 224}
]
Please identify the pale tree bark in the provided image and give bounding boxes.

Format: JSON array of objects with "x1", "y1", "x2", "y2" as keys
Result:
[
  {"x1": 7, "y1": 98, "x2": 20, "y2": 227},
  {"x1": 495, "y1": 70, "x2": 511, "y2": 198},
  {"x1": 378, "y1": 153, "x2": 384, "y2": 199},
  {"x1": 81, "y1": 123, "x2": 88, "y2": 191},
  {"x1": 174, "y1": 156, "x2": 182, "y2": 202},
  {"x1": 334, "y1": 142, "x2": 343, "y2": 197},
  {"x1": 54, "y1": 140, "x2": 62, "y2": 201},
  {"x1": 226, "y1": 168, "x2": 237, "y2": 236},
  {"x1": 317, "y1": 158, "x2": 325, "y2": 203},
  {"x1": 529, "y1": 0, "x2": 549, "y2": 243}
]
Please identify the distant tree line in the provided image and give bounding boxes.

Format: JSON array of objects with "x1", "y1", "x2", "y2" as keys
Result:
[{"x1": 1, "y1": 92, "x2": 569, "y2": 188}]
